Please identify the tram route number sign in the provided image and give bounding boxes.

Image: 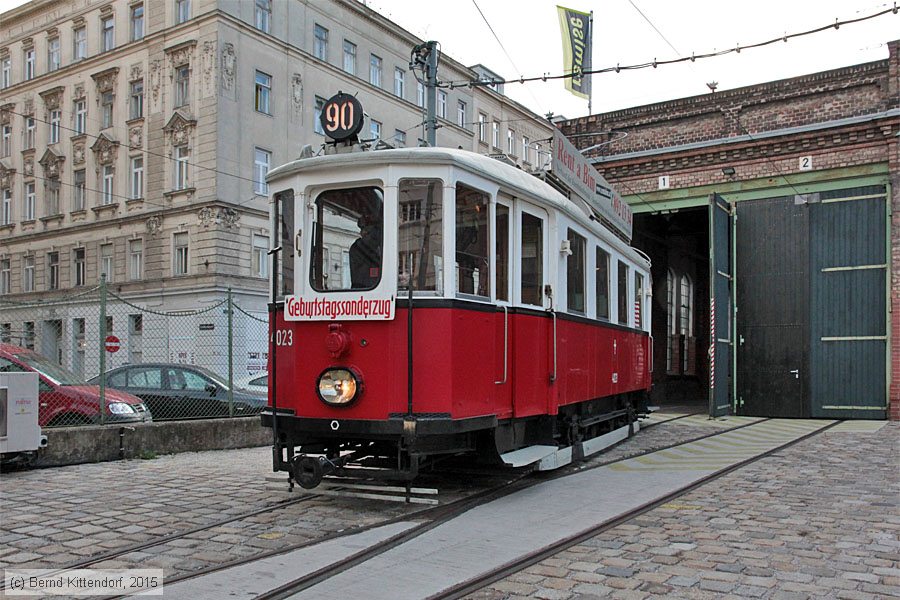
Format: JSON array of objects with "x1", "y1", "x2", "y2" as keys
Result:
[
  {"x1": 320, "y1": 92, "x2": 365, "y2": 142},
  {"x1": 104, "y1": 335, "x2": 121, "y2": 353}
]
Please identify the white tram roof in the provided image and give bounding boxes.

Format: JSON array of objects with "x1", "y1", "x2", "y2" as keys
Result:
[{"x1": 267, "y1": 147, "x2": 648, "y2": 267}]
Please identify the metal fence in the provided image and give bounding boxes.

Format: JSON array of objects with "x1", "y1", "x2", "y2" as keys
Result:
[{"x1": 0, "y1": 278, "x2": 268, "y2": 427}]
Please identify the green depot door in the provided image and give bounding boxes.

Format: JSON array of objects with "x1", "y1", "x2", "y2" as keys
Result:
[
  {"x1": 809, "y1": 186, "x2": 887, "y2": 419},
  {"x1": 735, "y1": 196, "x2": 809, "y2": 418}
]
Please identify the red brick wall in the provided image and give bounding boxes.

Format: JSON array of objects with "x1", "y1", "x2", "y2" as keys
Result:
[{"x1": 563, "y1": 41, "x2": 900, "y2": 419}]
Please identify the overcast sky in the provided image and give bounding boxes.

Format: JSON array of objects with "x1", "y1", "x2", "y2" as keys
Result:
[{"x1": 2, "y1": 0, "x2": 897, "y2": 119}]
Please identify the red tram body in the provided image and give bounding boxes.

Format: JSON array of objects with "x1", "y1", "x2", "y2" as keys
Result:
[{"x1": 263, "y1": 146, "x2": 651, "y2": 488}]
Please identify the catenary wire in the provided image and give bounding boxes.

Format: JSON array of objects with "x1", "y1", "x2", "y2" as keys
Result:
[{"x1": 438, "y1": 6, "x2": 898, "y2": 89}]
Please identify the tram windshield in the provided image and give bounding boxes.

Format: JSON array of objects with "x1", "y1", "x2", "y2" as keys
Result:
[{"x1": 310, "y1": 186, "x2": 384, "y2": 292}]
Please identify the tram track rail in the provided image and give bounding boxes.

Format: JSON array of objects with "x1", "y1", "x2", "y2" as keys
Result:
[{"x1": 17, "y1": 409, "x2": 703, "y2": 599}]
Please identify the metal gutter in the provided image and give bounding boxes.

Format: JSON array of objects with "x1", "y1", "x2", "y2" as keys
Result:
[{"x1": 590, "y1": 109, "x2": 900, "y2": 164}]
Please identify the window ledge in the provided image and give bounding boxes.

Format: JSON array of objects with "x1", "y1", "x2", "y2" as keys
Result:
[
  {"x1": 0, "y1": 223, "x2": 15, "y2": 233},
  {"x1": 163, "y1": 187, "x2": 195, "y2": 200},
  {"x1": 70, "y1": 133, "x2": 86, "y2": 141},
  {"x1": 70, "y1": 209, "x2": 87, "y2": 219},
  {"x1": 39, "y1": 213, "x2": 65, "y2": 223},
  {"x1": 126, "y1": 197, "x2": 144, "y2": 205},
  {"x1": 126, "y1": 117, "x2": 145, "y2": 126},
  {"x1": 91, "y1": 203, "x2": 119, "y2": 214},
  {"x1": 21, "y1": 219, "x2": 36, "y2": 226}
]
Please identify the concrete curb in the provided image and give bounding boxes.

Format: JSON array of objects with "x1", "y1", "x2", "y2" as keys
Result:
[{"x1": 31, "y1": 417, "x2": 270, "y2": 468}]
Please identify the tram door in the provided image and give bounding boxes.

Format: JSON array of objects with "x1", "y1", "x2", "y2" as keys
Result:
[
  {"x1": 493, "y1": 199, "x2": 514, "y2": 418},
  {"x1": 510, "y1": 203, "x2": 552, "y2": 418}
]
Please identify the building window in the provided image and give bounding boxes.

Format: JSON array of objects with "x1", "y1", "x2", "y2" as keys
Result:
[
  {"x1": 176, "y1": 0, "x2": 191, "y2": 24},
  {"x1": 313, "y1": 24, "x2": 328, "y2": 60},
  {"x1": 255, "y1": 0, "x2": 271, "y2": 33},
  {"x1": 634, "y1": 271, "x2": 644, "y2": 329},
  {"x1": 73, "y1": 169, "x2": 85, "y2": 211},
  {"x1": 24, "y1": 182, "x2": 35, "y2": 220},
  {"x1": 1, "y1": 189, "x2": 10, "y2": 225},
  {"x1": 400, "y1": 200, "x2": 421, "y2": 222},
  {"x1": 23, "y1": 322, "x2": 35, "y2": 349},
  {"x1": 49, "y1": 109, "x2": 61, "y2": 144},
  {"x1": 566, "y1": 229, "x2": 586, "y2": 313},
  {"x1": 1, "y1": 57, "x2": 10, "y2": 89},
  {"x1": 618, "y1": 261, "x2": 629, "y2": 326},
  {"x1": 0, "y1": 259, "x2": 9, "y2": 295},
  {"x1": 369, "y1": 54, "x2": 382, "y2": 87},
  {"x1": 100, "y1": 243, "x2": 113, "y2": 282},
  {"x1": 393, "y1": 129, "x2": 406, "y2": 147},
  {"x1": 370, "y1": 119, "x2": 381, "y2": 140},
  {"x1": 74, "y1": 101, "x2": 86, "y2": 134},
  {"x1": 46, "y1": 178, "x2": 59, "y2": 215},
  {"x1": 23, "y1": 256, "x2": 34, "y2": 292},
  {"x1": 130, "y1": 81, "x2": 143, "y2": 119},
  {"x1": 0, "y1": 125, "x2": 9, "y2": 157},
  {"x1": 492, "y1": 121, "x2": 500, "y2": 148},
  {"x1": 131, "y1": 4, "x2": 144, "y2": 41},
  {"x1": 507, "y1": 129, "x2": 514, "y2": 155},
  {"x1": 174, "y1": 65, "x2": 190, "y2": 107},
  {"x1": 129, "y1": 238, "x2": 142, "y2": 280},
  {"x1": 130, "y1": 156, "x2": 143, "y2": 199},
  {"x1": 314, "y1": 96, "x2": 325, "y2": 135},
  {"x1": 1, "y1": 322, "x2": 10, "y2": 342},
  {"x1": 73, "y1": 248, "x2": 85, "y2": 286},
  {"x1": 253, "y1": 234, "x2": 268, "y2": 278},
  {"x1": 173, "y1": 232, "x2": 189, "y2": 276},
  {"x1": 254, "y1": 147, "x2": 270, "y2": 194},
  {"x1": 24, "y1": 48, "x2": 35, "y2": 80},
  {"x1": 254, "y1": 71, "x2": 271, "y2": 114},
  {"x1": 437, "y1": 90, "x2": 447, "y2": 119},
  {"x1": 48, "y1": 37, "x2": 60, "y2": 72},
  {"x1": 47, "y1": 252, "x2": 59, "y2": 290},
  {"x1": 394, "y1": 67, "x2": 405, "y2": 97},
  {"x1": 522, "y1": 136, "x2": 531, "y2": 163},
  {"x1": 102, "y1": 165, "x2": 115, "y2": 204},
  {"x1": 679, "y1": 271, "x2": 693, "y2": 367},
  {"x1": 457, "y1": 100, "x2": 466, "y2": 128},
  {"x1": 416, "y1": 81, "x2": 425, "y2": 107},
  {"x1": 101, "y1": 91, "x2": 114, "y2": 128},
  {"x1": 342, "y1": 40, "x2": 356, "y2": 75},
  {"x1": 101, "y1": 16, "x2": 115, "y2": 52},
  {"x1": 73, "y1": 27, "x2": 87, "y2": 61},
  {"x1": 174, "y1": 146, "x2": 189, "y2": 190},
  {"x1": 596, "y1": 248, "x2": 610, "y2": 320},
  {"x1": 25, "y1": 116, "x2": 35, "y2": 148}
]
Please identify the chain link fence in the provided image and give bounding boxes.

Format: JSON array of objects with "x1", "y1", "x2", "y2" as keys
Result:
[{"x1": 0, "y1": 278, "x2": 268, "y2": 427}]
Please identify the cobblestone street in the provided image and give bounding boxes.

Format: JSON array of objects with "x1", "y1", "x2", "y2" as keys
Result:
[{"x1": 468, "y1": 421, "x2": 899, "y2": 600}]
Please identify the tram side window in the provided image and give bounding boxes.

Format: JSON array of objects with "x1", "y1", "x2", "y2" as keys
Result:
[
  {"x1": 617, "y1": 261, "x2": 629, "y2": 326},
  {"x1": 495, "y1": 204, "x2": 510, "y2": 301},
  {"x1": 455, "y1": 184, "x2": 489, "y2": 297},
  {"x1": 634, "y1": 271, "x2": 644, "y2": 328},
  {"x1": 398, "y1": 179, "x2": 443, "y2": 292},
  {"x1": 274, "y1": 189, "x2": 294, "y2": 300},
  {"x1": 566, "y1": 228, "x2": 586, "y2": 313},
  {"x1": 596, "y1": 247, "x2": 610, "y2": 320},
  {"x1": 310, "y1": 186, "x2": 383, "y2": 292},
  {"x1": 521, "y1": 212, "x2": 543, "y2": 306}
]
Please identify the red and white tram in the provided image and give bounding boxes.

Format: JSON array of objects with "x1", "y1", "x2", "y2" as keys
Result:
[{"x1": 263, "y1": 132, "x2": 651, "y2": 489}]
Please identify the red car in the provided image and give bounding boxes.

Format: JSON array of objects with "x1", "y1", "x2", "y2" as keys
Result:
[{"x1": 0, "y1": 343, "x2": 151, "y2": 427}]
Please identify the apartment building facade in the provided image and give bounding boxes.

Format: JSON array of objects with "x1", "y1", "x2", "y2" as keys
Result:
[{"x1": 0, "y1": 0, "x2": 553, "y2": 376}]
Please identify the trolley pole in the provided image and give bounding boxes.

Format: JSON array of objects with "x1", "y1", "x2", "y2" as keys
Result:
[{"x1": 411, "y1": 41, "x2": 439, "y2": 147}]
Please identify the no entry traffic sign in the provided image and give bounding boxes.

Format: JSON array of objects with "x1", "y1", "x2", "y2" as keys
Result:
[{"x1": 105, "y1": 335, "x2": 120, "y2": 353}]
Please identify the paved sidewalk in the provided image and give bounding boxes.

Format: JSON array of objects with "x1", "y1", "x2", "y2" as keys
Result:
[{"x1": 469, "y1": 422, "x2": 899, "y2": 600}]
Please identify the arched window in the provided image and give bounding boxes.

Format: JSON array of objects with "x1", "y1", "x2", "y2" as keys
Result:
[
  {"x1": 666, "y1": 269, "x2": 675, "y2": 372},
  {"x1": 680, "y1": 274, "x2": 693, "y2": 372}
]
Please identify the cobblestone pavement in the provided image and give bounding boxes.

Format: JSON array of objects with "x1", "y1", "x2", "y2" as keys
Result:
[
  {"x1": 0, "y1": 409, "x2": 723, "y2": 582},
  {"x1": 467, "y1": 422, "x2": 899, "y2": 600}
]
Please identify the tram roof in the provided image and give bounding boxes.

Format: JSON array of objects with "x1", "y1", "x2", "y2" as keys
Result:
[{"x1": 267, "y1": 147, "x2": 647, "y2": 266}]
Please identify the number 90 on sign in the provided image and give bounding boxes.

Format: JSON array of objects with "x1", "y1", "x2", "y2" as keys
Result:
[{"x1": 319, "y1": 93, "x2": 364, "y2": 142}]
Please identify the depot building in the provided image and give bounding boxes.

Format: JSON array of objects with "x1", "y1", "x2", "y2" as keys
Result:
[{"x1": 562, "y1": 39, "x2": 899, "y2": 421}]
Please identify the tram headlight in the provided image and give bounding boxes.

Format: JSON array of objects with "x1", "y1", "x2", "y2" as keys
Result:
[{"x1": 316, "y1": 368, "x2": 361, "y2": 406}]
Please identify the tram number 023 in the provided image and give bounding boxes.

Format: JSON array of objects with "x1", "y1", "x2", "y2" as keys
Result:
[
  {"x1": 319, "y1": 93, "x2": 364, "y2": 141},
  {"x1": 273, "y1": 330, "x2": 293, "y2": 346}
]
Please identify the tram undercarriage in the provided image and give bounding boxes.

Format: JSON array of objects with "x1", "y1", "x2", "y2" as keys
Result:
[{"x1": 263, "y1": 392, "x2": 651, "y2": 489}]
